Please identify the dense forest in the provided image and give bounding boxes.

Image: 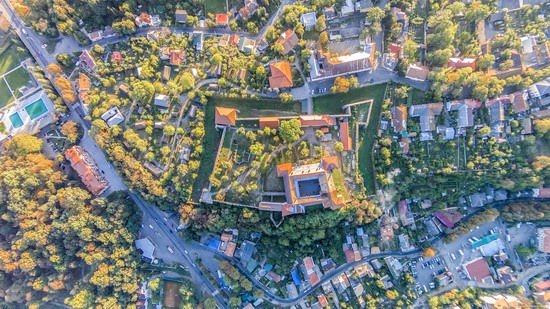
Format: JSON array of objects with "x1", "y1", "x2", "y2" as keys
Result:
[{"x1": 0, "y1": 134, "x2": 142, "y2": 308}]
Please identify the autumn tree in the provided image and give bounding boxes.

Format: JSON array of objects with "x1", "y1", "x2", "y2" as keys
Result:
[
  {"x1": 61, "y1": 120, "x2": 83, "y2": 144},
  {"x1": 279, "y1": 119, "x2": 304, "y2": 144}
]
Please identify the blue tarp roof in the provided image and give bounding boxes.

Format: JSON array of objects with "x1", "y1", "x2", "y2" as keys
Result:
[
  {"x1": 291, "y1": 269, "x2": 302, "y2": 286},
  {"x1": 206, "y1": 238, "x2": 221, "y2": 249}
]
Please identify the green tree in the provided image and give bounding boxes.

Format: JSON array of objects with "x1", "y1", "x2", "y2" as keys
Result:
[
  {"x1": 279, "y1": 119, "x2": 304, "y2": 144},
  {"x1": 6, "y1": 134, "x2": 43, "y2": 154}
]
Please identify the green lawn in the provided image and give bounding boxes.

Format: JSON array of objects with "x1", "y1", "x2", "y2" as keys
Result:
[
  {"x1": 205, "y1": 0, "x2": 227, "y2": 14},
  {"x1": 208, "y1": 96, "x2": 302, "y2": 117},
  {"x1": 313, "y1": 83, "x2": 387, "y2": 114},
  {"x1": 0, "y1": 79, "x2": 13, "y2": 108},
  {"x1": 0, "y1": 40, "x2": 31, "y2": 76},
  {"x1": 5, "y1": 66, "x2": 32, "y2": 98}
]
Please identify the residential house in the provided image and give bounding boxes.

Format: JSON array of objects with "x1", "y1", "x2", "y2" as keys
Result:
[
  {"x1": 87, "y1": 30, "x2": 103, "y2": 42},
  {"x1": 239, "y1": 0, "x2": 259, "y2": 20},
  {"x1": 300, "y1": 12, "x2": 317, "y2": 30},
  {"x1": 238, "y1": 36, "x2": 256, "y2": 54},
  {"x1": 447, "y1": 57, "x2": 477, "y2": 70},
  {"x1": 321, "y1": 258, "x2": 336, "y2": 273},
  {"x1": 235, "y1": 240, "x2": 255, "y2": 265},
  {"x1": 538, "y1": 228, "x2": 550, "y2": 253},
  {"x1": 154, "y1": 94, "x2": 170, "y2": 109},
  {"x1": 479, "y1": 294, "x2": 526, "y2": 309},
  {"x1": 528, "y1": 77, "x2": 550, "y2": 106},
  {"x1": 469, "y1": 192, "x2": 488, "y2": 207},
  {"x1": 509, "y1": 90, "x2": 529, "y2": 114},
  {"x1": 269, "y1": 61, "x2": 293, "y2": 89},
  {"x1": 275, "y1": 29, "x2": 299, "y2": 55},
  {"x1": 391, "y1": 105, "x2": 407, "y2": 133},
  {"x1": 317, "y1": 294, "x2": 329, "y2": 308},
  {"x1": 533, "y1": 291, "x2": 550, "y2": 307},
  {"x1": 111, "y1": 51, "x2": 122, "y2": 64},
  {"x1": 215, "y1": 107, "x2": 239, "y2": 127},
  {"x1": 331, "y1": 273, "x2": 350, "y2": 293},
  {"x1": 75, "y1": 73, "x2": 91, "y2": 102},
  {"x1": 446, "y1": 99, "x2": 481, "y2": 129},
  {"x1": 323, "y1": 6, "x2": 337, "y2": 20},
  {"x1": 175, "y1": 9, "x2": 188, "y2": 24},
  {"x1": 355, "y1": 0, "x2": 373, "y2": 12},
  {"x1": 100, "y1": 106, "x2": 124, "y2": 127},
  {"x1": 343, "y1": 243, "x2": 361, "y2": 263},
  {"x1": 215, "y1": 13, "x2": 229, "y2": 27},
  {"x1": 405, "y1": 63, "x2": 429, "y2": 81},
  {"x1": 218, "y1": 230, "x2": 238, "y2": 257},
  {"x1": 340, "y1": 0, "x2": 354, "y2": 16},
  {"x1": 303, "y1": 257, "x2": 321, "y2": 286},
  {"x1": 162, "y1": 66, "x2": 171, "y2": 81},
  {"x1": 462, "y1": 257, "x2": 493, "y2": 283},
  {"x1": 433, "y1": 208, "x2": 463, "y2": 229},
  {"x1": 384, "y1": 256, "x2": 403, "y2": 278},
  {"x1": 135, "y1": 13, "x2": 160, "y2": 27},
  {"x1": 398, "y1": 234, "x2": 413, "y2": 252},
  {"x1": 388, "y1": 43, "x2": 402, "y2": 61},
  {"x1": 534, "y1": 280, "x2": 550, "y2": 292},
  {"x1": 65, "y1": 146, "x2": 110, "y2": 195},
  {"x1": 354, "y1": 262, "x2": 374, "y2": 278},
  {"x1": 409, "y1": 103, "x2": 444, "y2": 132},
  {"x1": 496, "y1": 266, "x2": 516, "y2": 284},
  {"x1": 79, "y1": 50, "x2": 97, "y2": 71},
  {"x1": 486, "y1": 95, "x2": 511, "y2": 139},
  {"x1": 398, "y1": 200, "x2": 414, "y2": 226},
  {"x1": 169, "y1": 49, "x2": 184, "y2": 66},
  {"x1": 380, "y1": 224, "x2": 394, "y2": 242},
  {"x1": 193, "y1": 31, "x2": 204, "y2": 51}
]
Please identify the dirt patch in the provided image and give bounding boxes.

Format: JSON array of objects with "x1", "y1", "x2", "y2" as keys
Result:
[{"x1": 163, "y1": 281, "x2": 182, "y2": 309}]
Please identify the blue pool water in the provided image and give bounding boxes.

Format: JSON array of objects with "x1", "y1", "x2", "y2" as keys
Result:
[{"x1": 9, "y1": 112, "x2": 23, "y2": 128}]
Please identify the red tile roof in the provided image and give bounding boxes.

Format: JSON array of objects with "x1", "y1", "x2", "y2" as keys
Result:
[
  {"x1": 111, "y1": 51, "x2": 122, "y2": 63},
  {"x1": 339, "y1": 120, "x2": 352, "y2": 151},
  {"x1": 344, "y1": 247, "x2": 355, "y2": 263},
  {"x1": 318, "y1": 294, "x2": 329, "y2": 307},
  {"x1": 169, "y1": 49, "x2": 184, "y2": 66},
  {"x1": 65, "y1": 146, "x2": 109, "y2": 195},
  {"x1": 434, "y1": 208, "x2": 463, "y2": 229},
  {"x1": 215, "y1": 107, "x2": 238, "y2": 126},
  {"x1": 269, "y1": 61, "x2": 293, "y2": 89},
  {"x1": 464, "y1": 258, "x2": 492, "y2": 283},
  {"x1": 447, "y1": 57, "x2": 477, "y2": 70},
  {"x1": 535, "y1": 281, "x2": 550, "y2": 292},
  {"x1": 299, "y1": 115, "x2": 335, "y2": 127},
  {"x1": 388, "y1": 43, "x2": 402, "y2": 57},
  {"x1": 215, "y1": 13, "x2": 229, "y2": 26}
]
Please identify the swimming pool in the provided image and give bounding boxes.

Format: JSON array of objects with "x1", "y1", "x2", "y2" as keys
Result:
[
  {"x1": 9, "y1": 112, "x2": 23, "y2": 128},
  {"x1": 25, "y1": 98, "x2": 48, "y2": 120}
]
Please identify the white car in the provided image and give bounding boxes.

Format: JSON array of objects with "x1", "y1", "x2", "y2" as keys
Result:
[{"x1": 166, "y1": 246, "x2": 174, "y2": 253}]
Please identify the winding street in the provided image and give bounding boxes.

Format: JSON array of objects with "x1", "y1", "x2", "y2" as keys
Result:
[{"x1": 2, "y1": 0, "x2": 550, "y2": 306}]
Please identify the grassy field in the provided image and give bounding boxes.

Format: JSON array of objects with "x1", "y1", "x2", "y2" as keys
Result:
[
  {"x1": 313, "y1": 83, "x2": 387, "y2": 115},
  {"x1": 354, "y1": 84, "x2": 388, "y2": 195},
  {"x1": 192, "y1": 100, "x2": 222, "y2": 200},
  {"x1": 0, "y1": 79, "x2": 13, "y2": 108},
  {"x1": 5, "y1": 66, "x2": 32, "y2": 98},
  {"x1": 0, "y1": 40, "x2": 30, "y2": 76},
  {"x1": 208, "y1": 96, "x2": 302, "y2": 117},
  {"x1": 205, "y1": 0, "x2": 227, "y2": 14}
]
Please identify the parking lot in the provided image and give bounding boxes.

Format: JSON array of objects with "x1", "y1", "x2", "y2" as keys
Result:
[{"x1": 411, "y1": 255, "x2": 449, "y2": 294}]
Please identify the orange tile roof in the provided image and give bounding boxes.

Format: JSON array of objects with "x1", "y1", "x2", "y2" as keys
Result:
[
  {"x1": 259, "y1": 117, "x2": 279, "y2": 129},
  {"x1": 269, "y1": 61, "x2": 293, "y2": 89},
  {"x1": 304, "y1": 256, "x2": 314, "y2": 270},
  {"x1": 225, "y1": 241, "x2": 236, "y2": 257},
  {"x1": 169, "y1": 49, "x2": 184, "y2": 66},
  {"x1": 65, "y1": 146, "x2": 109, "y2": 195},
  {"x1": 230, "y1": 34, "x2": 240, "y2": 46},
  {"x1": 534, "y1": 281, "x2": 550, "y2": 292},
  {"x1": 215, "y1": 13, "x2": 229, "y2": 26},
  {"x1": 139, "y1": 12, "x2": 151, "y2": 24},
  {"x1": 111, "y1": 51, "x2": 122, "y2": 63},
  {"x1": 215, "y1": 107, "x2": 238, "y2": 126},
  {"x1": 299, "y1": 115, "x2": 336, "y2": 127},
  {"x1": 318, "y1": 294, "x2": 329, "y2": 307},
  {"x1": 76, "y1": 73, "x2": 91, "y2": 91},
  {"x1": 339, "y1": 120, "x2": 352, "y2": 151},
  {"x1": 464, "y1": 258, "x2": 492, "y2": 283}
]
